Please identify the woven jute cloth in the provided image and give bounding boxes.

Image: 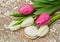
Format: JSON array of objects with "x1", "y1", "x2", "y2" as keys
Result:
[{"x1": 0, "y1": 0, "x2": 60, "y2": 42}]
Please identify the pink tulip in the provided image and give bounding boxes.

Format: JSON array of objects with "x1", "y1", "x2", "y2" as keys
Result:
[
  {"x1": 18, "y1": 4, "x2": 34, "y2": 15},
  {"x1": 35, "y1": 13, "x2": 50, "y2": 26}
]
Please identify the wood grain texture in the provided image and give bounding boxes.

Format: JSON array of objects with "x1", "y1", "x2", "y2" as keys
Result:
[{"x1": 0, "y1": 0, "x2": 60, "y2": 42}]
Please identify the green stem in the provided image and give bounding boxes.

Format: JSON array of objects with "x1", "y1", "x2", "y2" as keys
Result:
[
  {"x1": 9, "y1": 13, "x2": 25, "y2": 17},
  {"x1": 13, "y1": 17, "x2": 24, "y2": 21},
  {"x1": 12, "y1": 15, "x2": 34, "y2": 26},
  {"x1": 48, "y1": 13, "x2": 60, "y2": 26},
  {"x1": 32, "y1": 15, "x2": 37, "y2": 19},
  {"x1": 12, "y1": 18, "x2": 25, "y2": 26}
]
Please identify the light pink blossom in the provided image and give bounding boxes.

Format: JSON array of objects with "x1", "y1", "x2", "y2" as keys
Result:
[
  {"x1": 18, "y1": 4, "x2": 34, "y2": 15},
  {"x1": 35, "y1": 13, "x2": 50, "y2": 26}
]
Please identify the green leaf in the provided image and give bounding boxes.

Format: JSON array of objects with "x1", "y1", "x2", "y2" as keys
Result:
[
  {"x1": 32, "y1": 2, "x2": 53, "y2": 9},
  {"x1": 12, "y1": 16, "x2": 33, "y2": 26},
  {"x1": 48, "y1": 0, "x2": 54, "y2": 1},
  {"x1": 46, "y1": 0, "x2": 60, "y2": 5},
  {"x1": 31, "y1": 0, "x2": 48, "y2": 2},
  {"x1": 33, "y1": 6, "x2": 58, "y2": 15},
  {"x1": 48, "y1": 13, "x2": 60, "y2": 26},
  {"x1": 12, "y1": 18, "x2": 25, "y2": 26},
  {"x1": 9, "y1": 14, "x2": 25, "y2": 17},
  {"x1": 38, "y1": 0, "x2": 49, "y2": 3},
  {"x1": 13, "y1": 17, "x2": 23, "y2": 21},
  {"x1": 31, "y1": 0, "x2": 55, "y2": 3},
  {"x1": 31, "y1": 0, "x2": 60, "y2": 5},
  {"x1": 52, "y1": 1, "x2": 60, "y2": 5}
]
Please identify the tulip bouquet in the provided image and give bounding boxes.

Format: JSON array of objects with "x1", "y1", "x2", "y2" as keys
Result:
[{"x1": 7, "y1": 0, "x2": 60, "y2": 39}]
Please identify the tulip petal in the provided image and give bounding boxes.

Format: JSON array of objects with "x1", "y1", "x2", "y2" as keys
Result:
[
  {"x1": 35, "y1": 13, "x2": 50, "y2": 26},
  {"x1": 18, "y1": 4, "x2": 34, "y2": 15}
]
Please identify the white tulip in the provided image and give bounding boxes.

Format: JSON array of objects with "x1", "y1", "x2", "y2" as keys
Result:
[
  {"x1": 24, "y1": 26, "x2": 38, "y2": 39},
  {"x1": 37, "y1": 25, "x2": 49, "y2": 37},
  {"x1": 21, "y1": 17, "x2": 34, "y2": 27},
  {"x1": 7, "y1": 21, "x2": 21, "y2": 31}
]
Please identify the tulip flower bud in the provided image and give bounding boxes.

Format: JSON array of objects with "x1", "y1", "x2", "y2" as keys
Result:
[
  {"x1": 35, "y1": 13, "x2": 50, "y2": 26},
  {"x1": 18, "y1": 4, "x2": 34, "y2": 15},
  {"x1": 7, "y1": 21, "x2": 21, "y2": 31},
  {"x1": 37, "y1": 25, "x2": 49, "y2": 37},
  {"x1": 21, "y1": 17, "x2": 34, "y2": 27}
]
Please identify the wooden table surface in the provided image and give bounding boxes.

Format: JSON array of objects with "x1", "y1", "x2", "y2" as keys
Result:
[{"x1": 0, "y1": 0, "x2": 60, "y2": 42}]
